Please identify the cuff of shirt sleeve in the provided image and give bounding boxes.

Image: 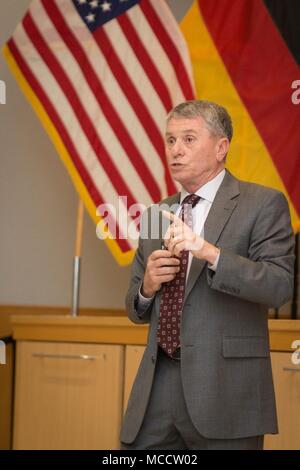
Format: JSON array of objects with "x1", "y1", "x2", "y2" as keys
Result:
[
  {"x1": 208, "y1": 251, "x2": 220, "y2": 272},
  {"x1": 138, "y1": 285, "x2": 155, "y2": 308}
]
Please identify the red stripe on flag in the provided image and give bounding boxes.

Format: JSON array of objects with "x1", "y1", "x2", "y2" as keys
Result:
[
  {"x1": 140, "y1": 0, "x2": 195, "y2": 101},
  {"x1": 93, "y1": 26, "x2": 177, "y2": 195},
  {"x1": 118, "y1": 14, "x2": 173, "y2": 113},
  {"x1": 42, "y1": 0, "x2": 162, "y2": 203},
  {"x1": 117, "y1": 13, "x2": 173, "y2": 112},
  {"x1": 24, "y1": 12, "x2": 139, "y2": 213},
  {"x1": 199, "y1": 0, "x2": 300, "y2": 214},
  {"x1": 7, "y1": 38, "x2": 131, "y2": 253}
]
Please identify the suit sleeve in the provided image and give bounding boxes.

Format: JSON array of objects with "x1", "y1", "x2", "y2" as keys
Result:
[
  {"x1": 125, "y1": 213, "x2": 155, "y2": 324},
  {"x1": 207, "y1": 191, "x2": 295, "y2": 308}
]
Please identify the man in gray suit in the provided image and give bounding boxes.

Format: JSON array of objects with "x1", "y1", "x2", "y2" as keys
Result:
[{"x1": 120, "y1": 100, "x2": 295, "y2": 450}]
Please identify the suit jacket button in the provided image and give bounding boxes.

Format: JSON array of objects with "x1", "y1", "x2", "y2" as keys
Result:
[{"x1": 151, "y1": 355, "x2": 156, "y2": 363}]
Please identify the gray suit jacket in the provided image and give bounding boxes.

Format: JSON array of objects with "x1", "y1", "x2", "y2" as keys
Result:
[{"x1": 120, "y1": 170, "x2": 295, "y2": 443}]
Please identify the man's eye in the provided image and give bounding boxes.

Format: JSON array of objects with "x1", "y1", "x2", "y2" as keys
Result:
[
  {"x1": 185, "y1": 136, "x2": 195, "y2": 143},
  {"x1": 167, "y1": 137, "x2": 175, "y2": 145}
]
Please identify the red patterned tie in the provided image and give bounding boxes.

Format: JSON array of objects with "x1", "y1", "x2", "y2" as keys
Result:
[{"x1": 157, "y1": 194, "x2": 201, "y2": 357}]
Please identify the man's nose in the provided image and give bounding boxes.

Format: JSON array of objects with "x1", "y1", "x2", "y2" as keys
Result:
[{"x1": 171, "y1": 139, "x2": 184, "y2": 156}]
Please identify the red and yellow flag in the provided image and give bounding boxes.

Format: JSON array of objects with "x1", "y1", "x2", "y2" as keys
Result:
[{"x1": 181, "y1": 0, "x2": 300, "y2": 232}]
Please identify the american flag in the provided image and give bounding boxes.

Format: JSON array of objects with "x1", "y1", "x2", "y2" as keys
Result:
[{"x1": 4, "y1": 0, "x2": 195, "y2": 264}]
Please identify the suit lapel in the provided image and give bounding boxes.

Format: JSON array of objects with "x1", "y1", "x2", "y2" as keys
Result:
[{"x1": 184, "y1": 170, "x2": 240, "y2": 302}]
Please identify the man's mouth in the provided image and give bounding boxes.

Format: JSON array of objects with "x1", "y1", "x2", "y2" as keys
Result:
[{"x1": 171, "y1": 162, "x2": 183, "y2": 167}]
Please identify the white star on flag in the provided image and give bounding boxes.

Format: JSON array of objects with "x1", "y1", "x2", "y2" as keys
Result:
[
  {"x1": 89, "y1": 0, "x2": 99, "y2": 8},
  {"x1": 100, "y1": 1, "x2": 112, "y2": 13},
  {"x1": 85, "y1": 13, "x2": 96, "y2": 22}
]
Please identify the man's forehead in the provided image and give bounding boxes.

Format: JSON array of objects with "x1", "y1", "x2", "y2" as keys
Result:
[{"x1": 165, "y1": 116, "x2": 205, "y2": 134}]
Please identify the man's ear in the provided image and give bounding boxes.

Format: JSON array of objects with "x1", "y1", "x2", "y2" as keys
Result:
[{"x1": 216, "y1": 137, "x2": 230, "y2": 162}]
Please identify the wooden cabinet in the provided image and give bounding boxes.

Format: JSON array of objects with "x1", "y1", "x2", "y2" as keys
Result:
[
  {"x1": 13, "y1": 340, "x2": 124, "y2": 450},
  {"x1": 11, "y1": 315, "x2": 147, "y2": 450},
  {"x1": 10, "y1": 316, "x2": 300, "y2": 450},
  {"x1": 264, "y1": 352, "x2": 300, "y2": 450},
  {"x1": 0, "y1": 341, "x2": 14, "y2": 449}
]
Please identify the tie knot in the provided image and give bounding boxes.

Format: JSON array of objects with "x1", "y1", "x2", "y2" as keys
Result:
[{"x1": 181, "y1": 193, "x2": 201, "y2": 208}]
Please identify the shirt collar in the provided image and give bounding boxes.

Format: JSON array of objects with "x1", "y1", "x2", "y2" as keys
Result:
[{"x1": 180, "y1": 169, "x2": 226, "y2": 204}]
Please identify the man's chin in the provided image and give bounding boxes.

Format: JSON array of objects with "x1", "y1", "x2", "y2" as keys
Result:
[
  {"x1": 170, "y1": 170, "x2": 184, "y2": 183},
  {"x1": 171, "y1": 174, "x2": 187, "y2": 187}
]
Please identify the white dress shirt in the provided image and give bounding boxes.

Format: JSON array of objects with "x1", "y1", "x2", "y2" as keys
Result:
[{"x1": 138, "y1": 169, "x2": 226, "y2": 307}]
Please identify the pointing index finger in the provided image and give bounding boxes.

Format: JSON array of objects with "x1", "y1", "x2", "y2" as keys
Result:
[{"x1": 162, "y1": 210, "x2": 181, "y2": 224}]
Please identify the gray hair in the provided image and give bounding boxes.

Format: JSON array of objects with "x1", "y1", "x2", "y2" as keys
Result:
[{"x1": 166, "y1": 100, "x2": 233, "y2": 142}]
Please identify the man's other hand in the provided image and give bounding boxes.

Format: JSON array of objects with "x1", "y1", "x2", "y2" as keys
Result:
[{"x1": 141, "y1": 250, "x2": 180, "y2": 298}]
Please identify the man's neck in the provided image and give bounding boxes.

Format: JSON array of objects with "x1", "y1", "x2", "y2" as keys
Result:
[{"x1": 182, "y1": 167, "x2": 225, "y2": 194}]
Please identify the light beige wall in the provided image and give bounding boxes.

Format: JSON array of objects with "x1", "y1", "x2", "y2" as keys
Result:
[{"x1": 0, "y1": 0, "x2": 193, "y2": 309}]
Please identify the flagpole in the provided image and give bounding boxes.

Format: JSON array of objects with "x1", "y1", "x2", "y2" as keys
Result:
[{"x1": 71, "y1": 198, "x2": 84, "y2": 317}]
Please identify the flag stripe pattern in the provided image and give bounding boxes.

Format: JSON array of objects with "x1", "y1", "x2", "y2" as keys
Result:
[
  {"x1": 4, "y1": 0, "x2": 195, "y2": 264},
  {"x1": 263, "y1": 0, "x2": 300, "y2": 66},
  {"x1": 198, "y1": 0, "x2": 300, "y2": 216},
  {"x1": 7, "y1": 32, "x2": 132, "y2": 253},
  {"x1": 180, "y1": 0, "x2": 300, "y2": 233}
]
